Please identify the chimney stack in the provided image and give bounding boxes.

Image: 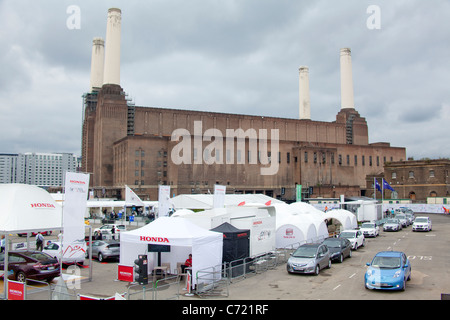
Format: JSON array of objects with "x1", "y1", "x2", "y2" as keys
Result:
[
  {"x1": 298, "y1": 66, "x2": 311, "y2": 120},
  {"x1": 89, "y1": 37, "x2": 105, "y2": 92},
  {"x1": 103, "y1": 8, "x2": 122, "y2": 86},
  {"x1": 340, "y1": 48, "x2": 355, "y2": 110}
]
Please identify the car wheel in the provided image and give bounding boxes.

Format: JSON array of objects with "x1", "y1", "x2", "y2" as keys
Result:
[
  {"x1": 98, "y1": 252, "x2": 104, "y2": 262},
  {"x1": 16, "y1": 271, "x2": 27, "y2": 282},
  {"x1": 314, "y1": 265, "x2": 320, "y2": 276},
  {"x1": 339, "y1": 253, "x2": 344, "y2": 263},
  {"x1": 353, "y1": 243, "x2": 358, "y2": 250},
  {"x1": 401, "y1": 278, "x2": 407, "y2": 291}
]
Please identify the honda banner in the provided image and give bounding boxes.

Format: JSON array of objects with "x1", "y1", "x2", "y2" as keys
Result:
[{"x1": 63, "y1": 172, "x2": 90, "y2": 259}]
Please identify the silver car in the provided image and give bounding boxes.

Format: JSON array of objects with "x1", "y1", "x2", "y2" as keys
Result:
[
  {"x1": 383, "y1": 218, "x2": 402, "y2": 232},
  {"x1": 86, "y1": 240, "x2": 120, "y2": 262},
  {"x1": 287, "y1": 243, "x2": 331, "y2": 275}
]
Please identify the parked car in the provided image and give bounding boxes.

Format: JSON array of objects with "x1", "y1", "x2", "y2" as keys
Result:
[
  {"x1": 86, "y1": 240, "x2": 120, "y2": 262},
  {"x1": 360, "y1": 222, "x2": 380, "y2": 238},
  {"x1": 43, "y1": 241, "x2": 86, "y2": 265},
  {"x1": 17, "y1": 231, "x2": 52, "y2": 237},
  {"x1": 286, "y1": 243, "x2": 331, "y2": 275},
  {"x1": 0, "y1": 251, "x2": 60, "y2": 282},
  {"x1": 405, "y1": 213, "x2": 415, "y2": 225},
  {"x1": 322, "y1": 237, "x2": 352, "y2": 263},
  {"x1": 395, "y1": 214, "x2": 409, "y2": 227},
  {"x1": 93, "y1": 224, "x2": 126, "y2": 239},
  {"x1": 365, "y1": 251, "x2": 411, "y2": 291},
  {"x1": 412, "y1": 216, "x2": 432, "y2": 232},
  {"x1": 383, "y1": 218, "x2": 402, "y2": 232},
  {"x1": 338, "y1": 229, "x2": 365, "y2": 250}
]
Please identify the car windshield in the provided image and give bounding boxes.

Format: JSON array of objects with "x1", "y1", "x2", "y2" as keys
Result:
[
  {"x1": 292, "y1": 246, "x2": 318, "y2": 258},
  {"x1": 371, "y1": 256, "x2": 401, "y2": 269},
  {"x1": 396, "y1": 214, "x2": 406, "y2": 219},
  {"x1": 415, "y1": 218, "x2": 428, "y2": 223},
  {"x1": 323, "y1": 240, "x2": 341, "y2": 248},
  {"x1": 361, "y1": 223, "x2": 375, "y2": 228},
  {"x1": 386, "y1": 219, "x2": 398, "y2": 224},
  {"x1": 339, "y1": 232, "x2": 355, "y2": 239}
]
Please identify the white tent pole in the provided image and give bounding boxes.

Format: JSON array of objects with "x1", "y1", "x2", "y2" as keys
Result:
[{"x1": 3, "y1": 233, "x2": 9, "y2": 299}]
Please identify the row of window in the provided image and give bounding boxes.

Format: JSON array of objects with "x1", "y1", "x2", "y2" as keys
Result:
[{"x1": 392, "y1": 170, "x2": 436, "y2": 179}]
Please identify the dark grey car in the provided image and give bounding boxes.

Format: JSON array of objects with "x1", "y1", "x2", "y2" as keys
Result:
[
  {"x1": 322, "y1": 237, "x2": 352, "y2": 263},
  {"x1": 286, "y1": 243, "x2": 331, "y2": 275},
  {"x1": 86, "y1": 240, "x2": 120, "y2": 262}
]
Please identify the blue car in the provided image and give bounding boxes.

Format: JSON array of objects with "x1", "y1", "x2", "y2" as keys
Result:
[{"x1": 365, "y1": 251, "x2": 412, "y2": 291}]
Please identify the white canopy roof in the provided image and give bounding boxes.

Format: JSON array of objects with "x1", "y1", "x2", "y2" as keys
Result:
[
  {"x1": 0, "y1": 184, "x2": 62, "y2": 233},
  {"x1": 170, "y1": 194, "x2": 283, "y2": 210}
]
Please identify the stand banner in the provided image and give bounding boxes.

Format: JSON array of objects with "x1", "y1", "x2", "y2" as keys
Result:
[{"x1": 63, "y1": 172, "x2": 90, "y2": 256}]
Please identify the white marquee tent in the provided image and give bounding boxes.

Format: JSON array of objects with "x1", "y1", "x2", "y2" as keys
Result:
[
  {"x1": 0, "y1": 184, "x2": 63, "y2": 296},
  {"x1": 0, "y1": 184, "x2": 62, "y2": 233},
  {"x1": 119, "y1": 217, "x2": 223, "y2": 286},
  {"x1": 324, "y1": 209, "x2": 358, "y2": 231},
  {"x1": 275, "y1": 202, "x2": 329, "y2": 248}
]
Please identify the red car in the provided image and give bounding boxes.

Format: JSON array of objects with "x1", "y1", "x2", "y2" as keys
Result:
[{"x1": 0, "y1": 251, "x2": 60, "y2": 282}]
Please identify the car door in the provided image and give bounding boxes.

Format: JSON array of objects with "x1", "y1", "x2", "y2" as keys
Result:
[
  {"x1": 402, "y1": 253, "x2": 411, "y2": 278},
  {"x1": 92, "y1": 240, "x2": 102, "y2": 257},
  {"x1": 317, "y1": 245, "x2": 326, "y2": 269}
]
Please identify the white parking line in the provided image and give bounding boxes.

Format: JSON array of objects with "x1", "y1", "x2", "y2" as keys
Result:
[
  {"x1": 349, "y1": 273, "x2": 356, "y2": 279},
  {"x1": 333, "y1": 284, "x2": 341, "y2": 291}
]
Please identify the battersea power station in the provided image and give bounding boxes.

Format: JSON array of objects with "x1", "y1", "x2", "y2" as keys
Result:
[{"x1": 81, "y1": 8, "x2": 406, "y2": 201}]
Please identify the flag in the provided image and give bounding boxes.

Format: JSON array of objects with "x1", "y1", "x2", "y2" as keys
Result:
[
  {"x1": 374, "y1": 179, "x2": 382, "y2": 192},
  {"x1": 125, "y1": 185, "x2": 145, "y2": 207},
  {"x1": 382, "y1": 179, "x2": 395, "y2": 192}
]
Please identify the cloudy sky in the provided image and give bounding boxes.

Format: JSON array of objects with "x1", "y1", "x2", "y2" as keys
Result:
[{"x1": 0, "y1": 0, "x2": 449, "y2": 159}]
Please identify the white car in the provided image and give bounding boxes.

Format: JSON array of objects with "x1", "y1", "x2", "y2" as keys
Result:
[
  {"x1": 412, "y1": 216, "x2": 432, "y2": 232},
  {"x1": 360, "y1": 222, "x2": 379, "y2": 237},
  {"x1": 43, "y1": 241, "x2": 86, "y2": 265},
  {"x1": 338, "y1": 229, "x2": 365, "y2": 250},
  {"x1": 94, "y1": 224, "x2": 126, "y2": 237}
]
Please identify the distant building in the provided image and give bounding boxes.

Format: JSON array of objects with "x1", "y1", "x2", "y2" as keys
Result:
[
  {"x1": 0, "y1": 152, "x2": 78, "y2": 188},
  {"x1": 383, "y1": 159, "x2": 450, "y2": 202}
]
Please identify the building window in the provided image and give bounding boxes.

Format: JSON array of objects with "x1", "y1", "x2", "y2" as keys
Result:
[
  {"x1": 392, "y1": 172, "x2": 397, "y2": 179},
  {"x1": 377, "y1": 156, "x2": 380, "y2": 166},
  {"x1": 346, "y1": 155, "x2": 350, "y2": 165},
  {"x1": 304, "y1": 152, "x2": 308, "y2": 163},
  {"x1": 369, "y1": 156, "x2": 372, "y2": 166},
  {"x1": 409, "y1": 171, "x2": 414, "y2": 179},
  {"x1": 287, "y1": 152, "x2": 290, "y2": 164},
  {"x1": 362, "y1": 155, "x2": 365, "y2": 166},
  {"x1": 429, "y1": 170, "x2": 435, "y2": 178},
  {"x1": 313, "y1": 152, "x2": 317, "y2": 164},
  {"x1": 354, "y1": 155, "x2": 358, "y2": 166},
  {"x1": 338, "y1": 154, "x2": 342, "y2": 166}
]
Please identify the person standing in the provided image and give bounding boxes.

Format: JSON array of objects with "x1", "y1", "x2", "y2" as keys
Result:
[{"x1": 35, "y1": 232, "x2": 44, "y2": 251}]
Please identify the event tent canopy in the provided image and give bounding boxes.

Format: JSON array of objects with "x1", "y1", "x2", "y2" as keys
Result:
[
  {"x1": 0, "y1": 184, "x2": 62, "y2": 233},
  {"x1": 170, "y1": 194, "x2": 283, "y2": 210},
  {"x1": 119, "y1": 217, "x2": 223, "y2": 286}
]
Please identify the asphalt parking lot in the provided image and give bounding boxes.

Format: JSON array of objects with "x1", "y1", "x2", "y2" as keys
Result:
[{"x1": 3, "y1": 213, "x2": 450, "y2": 300}]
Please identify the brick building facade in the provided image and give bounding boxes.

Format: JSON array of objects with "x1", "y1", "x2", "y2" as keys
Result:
[{"x1": 81, "y1": 84, "x2": 406, "y2": 201}]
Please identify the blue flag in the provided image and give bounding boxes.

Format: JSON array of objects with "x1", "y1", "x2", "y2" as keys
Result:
[
  {"x1": 382, "y1": 178, "x2": 395, "y2": 192},
  {"x1": 375, "y1": 179, "x2": 382, "y2": 192}
]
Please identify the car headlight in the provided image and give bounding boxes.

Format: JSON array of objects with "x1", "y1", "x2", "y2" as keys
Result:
[{"x1": 393, "y1": 270, "x2": 401, "y2": 278}]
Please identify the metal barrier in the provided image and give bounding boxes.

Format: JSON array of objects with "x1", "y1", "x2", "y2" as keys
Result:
[
  {"x1": 125, "y1": 275, "x2": 182, "y2": 300},
  {"x1": 195, "y1": 264, "x2": 229, "y2": 298}
]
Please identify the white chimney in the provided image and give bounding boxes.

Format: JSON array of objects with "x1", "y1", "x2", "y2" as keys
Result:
[
  {"x1": 340, "y1": 48, "x2": 355, "y2": 109},
  {"x1": 103, "y1": 8, "x2": 122, "y2": 86},
  {"x1": 299, "y1": 66, "x2": 311, "y2": 120},
  {"x1": 89, "y1": 37, "x2": 105, "y2": 92}
]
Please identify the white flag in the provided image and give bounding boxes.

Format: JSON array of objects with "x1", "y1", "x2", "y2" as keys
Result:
[{"x1": 125, "y1": 185, "x2": 145, "y2": 207}]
